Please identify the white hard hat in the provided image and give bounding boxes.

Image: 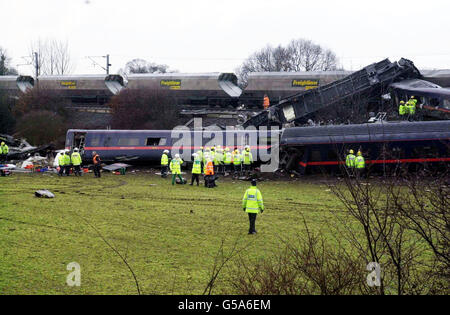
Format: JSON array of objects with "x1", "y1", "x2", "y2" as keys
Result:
[
  {"x1": 192, "y1": 153, "x2": 198, "y2": 158},
  {"x1": 74, "y1": 148, "x2": 79, "y2": 152},
  {"x1": 175, "y1": 153, "x2": 180, "y2": 159},
  {"x1": 164, "y1": 149, "x2": 169, "y2": 154}
]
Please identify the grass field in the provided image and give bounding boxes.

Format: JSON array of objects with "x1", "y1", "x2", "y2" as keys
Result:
[{"x1": 0, "y1": 171, "x2": 347, "y2": 294}]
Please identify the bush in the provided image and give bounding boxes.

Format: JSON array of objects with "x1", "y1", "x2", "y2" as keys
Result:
[
  {"x1": 15, "y1": 110, "x2": 66, "y2": 146},
  {"x1": 107, "y1": 89, "x2": 181, "y2": 130},
  {"x1": 13, "y1": 88, "x2": 69, "y2": 119}
]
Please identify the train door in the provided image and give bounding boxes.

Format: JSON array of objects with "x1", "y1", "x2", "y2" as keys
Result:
[{"x1": 73, "y1": 132, "x2": 87, "y2": 155}]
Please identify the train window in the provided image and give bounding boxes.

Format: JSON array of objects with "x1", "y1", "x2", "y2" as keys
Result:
[
  {"x1": 90, "y1": 136, "x2": 101, "y2": 146},
  {"x1": 422, "y1": 145, "x2": 439, "y2": 158},
  {"x1": 118, "y1": 138, "x2": 140, "y2": 146},
  {"x1": 310, "y1": 149, "x2": 322, "y2": 162},
  {"x1": 258, "y1": 137, "x2": 271, "y2": 145},
  {"x1": 391, "y1": 146, "x2": 405, "y2": 159},
  {"x1": 429, "y1": 98, "x2": 440, "y2": 107},
  {"x1": 443, "y1": 99, "x2": 450, "y2": 109},
  {"x1": 146, "y1": 137, "x2": 166, "y2": 146},
  {"x1": 327, "y1": 149, "x2": 338, "y2": 161}
]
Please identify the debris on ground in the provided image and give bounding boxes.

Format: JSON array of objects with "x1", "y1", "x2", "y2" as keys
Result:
[
  {"x1": 34, "y1": 190, "x2": 55, "y2": 198},
  {"x1": 102, "y1": 163, "x2": 131, "y2": 172}
]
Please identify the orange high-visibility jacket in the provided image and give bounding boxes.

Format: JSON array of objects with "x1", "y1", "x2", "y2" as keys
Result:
[
  {"x1": 204, "y1": 160, "x2": 214, "y2": 175},
  {"x1": 93, "y1": 154, "x2": 101, "y2": 165},
  {"x1": 263, "y1": 96, "x2": 270, "y2": 109}
]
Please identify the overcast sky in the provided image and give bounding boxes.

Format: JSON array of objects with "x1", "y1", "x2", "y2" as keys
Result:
[{"x1": 1, "y1": 0, "x2": 449, "y2": 76}]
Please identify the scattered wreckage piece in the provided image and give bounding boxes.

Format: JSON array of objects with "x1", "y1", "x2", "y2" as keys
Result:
[
  {"x1": 102, "y1": 163, "x2": 131, "y2": 174},
  {"x1": 0, "y1": 134, "x2": 54, "y2": 161},
  {"x1": 34, "y1": 190, "x2": 55, "y2": 198}
]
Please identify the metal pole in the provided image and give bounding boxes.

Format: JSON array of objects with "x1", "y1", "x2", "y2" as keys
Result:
[
  {"x1": 34, "y1": 52, "x2": 39, "y2": 88},
  {"x1": 106, "y1": 54, "x2": 111, "y2": 74}
]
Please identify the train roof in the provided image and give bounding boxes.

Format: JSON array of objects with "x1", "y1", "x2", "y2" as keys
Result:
[
  {"x1": 38, "y1": 74, "x2": 121, "y2": 80},
  {"x1": 66, "y1": 129, "x2": 263, "y2": 134},
  {"x1": 389, "y1": 79, "x2": 450, "y2": 97},
  {"x1": 282, "y1": 121, "x2": 450, "y2": 139},
  {"x1": 126, "y1": 72, "x2": 232, "y2": 79},
  {"x1": 420, "y1": 69, "x2": 450, "y2": 78},
  {"x1": 247, "y1": 71, "x2": 352, "y2": 78}
]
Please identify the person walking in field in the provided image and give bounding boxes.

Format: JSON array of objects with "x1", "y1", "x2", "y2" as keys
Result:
[{"x1": 242, "y1": 179, "x2": 264, "y2": 234}]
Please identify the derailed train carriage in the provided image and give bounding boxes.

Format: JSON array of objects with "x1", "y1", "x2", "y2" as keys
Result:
[
  {"x1": 388, "y1": 79, "x2": 450, "y2": 119},
  {"x1": 65, "y1": 120, "x2": 450, "y2": 174},
  {"x1": 65, "y1": 128, "x2": 280, "y2": 163},
  {"x1": 280, "y1": 120, "x2": 450, "y2": 174}
]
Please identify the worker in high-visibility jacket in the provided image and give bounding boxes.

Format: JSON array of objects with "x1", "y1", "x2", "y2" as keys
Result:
[
  {"x1": 204, "y1": 155, "x2": 216, "y2": 188},
  {"x1": 190, "y1": 153, "x2": 202, "y2": 186},
  {"x1": 71, "y1": 148, "x2": 82, "y2": 176},
  {"x1": 242, "y1": 179, "x2": 264, "y2": 234},
  {"x1": 355, "y1": 151, "x2": 366, "y2": 178},
  {"x1": 58, "y1": 151, "x2": 66, "y2": 176},
  {"x1": 203, "y1": 147, "x2": 210, "y2": 165},
  {"x1": 406, "y1": 96, "x2": 417, "y2": 121},
  {"x1": 398, "y1": 101, "x2": 406, "y2": 118},
  {"x1": 63, "y1": 150, "x2": 72, "y2": 176},
  {"x1": 232, "y1": 148, "x2": 242, "y2": 177},
  {"x1": 346, "y1": 149, "x2": 356, "y2": 169},
  {"x1": 223, "y1": 147, "x2": 232, "y2": 174},
  {"x1": 161, "y1": 149, "x2": 170, "y2": 178},
  {"x1": 210, "y1": 146, "x2": 216, "y2": 168},
  {"x1": 242, "y1": 145, "x2": 253, "y2": 177},
  {"x1": 93, "y1": 151, "x2": 102, "y2": 178},
  {"x1": 263, "y1": 94, "x2": 270, "y2": 110},
  {"x1": 170, "y1": 153, "x2": 184, "y2": 185},
  {"x1": 215, "y1": 145, "x2": 224, "y2": 174},
  {"x1": 0, "y1": 141, "x2": 9, "y2": 163},
  {"x1": 197, "y1": 146, "x2": 204, "y2": 170}
]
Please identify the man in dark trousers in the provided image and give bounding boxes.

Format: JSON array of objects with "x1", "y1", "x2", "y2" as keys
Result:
[
  {"x1": 92, "y1": 151, "x2": 102, "y2": 178},
  {"x1": 242, "y1": 179, "x2": 264, "y2": 234}
]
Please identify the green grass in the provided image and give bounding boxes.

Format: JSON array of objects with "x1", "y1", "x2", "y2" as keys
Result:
[{"x1": 0, "y1": 172, "x2": 346, "y2": 295}]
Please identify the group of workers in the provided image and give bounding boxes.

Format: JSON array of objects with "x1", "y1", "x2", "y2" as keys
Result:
[
  {"x1": 161, "y1": 145, "x2": 254, "y2": 187},
  {"x1": 398, "y1": 96, "x2": 418, "y2": 120},
  {"x1": 0, "y1": 142, "x2": 9, "y2": 163},
  {"x1": 57, "y1": 148, "x2": 101, "y2": 177},
  {"x1": 345, "y1": 149, "x2": 366, "y2": 176},
  {"x1": 57, "y1": 148, "x2": 83, "y2": 176}
]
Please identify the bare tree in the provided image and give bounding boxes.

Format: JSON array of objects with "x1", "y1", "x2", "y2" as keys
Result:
[
  {"x1": 236, "y1": 38, "x2": 339, "y2": 87},
  {"x1": 0, "y1": 46, "x2": 18, "y2": 75},
  {"x1": 119, "y1": 58, "x2": 176, "y2": 75},
  {"x1": 29, "y1": 39, "x2": 73, "y2": 75}
]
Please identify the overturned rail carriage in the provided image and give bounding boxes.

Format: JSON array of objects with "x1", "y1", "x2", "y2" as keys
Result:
[
  {"x1": 388, "y1": 79, "x2": 450, "y2": 119},
  {"x1": 65, "y1": 128, "x2": 279, "y2": 164},
  {"x1": 280, "y1": 120, "x2": 450, "y2": 174}
]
